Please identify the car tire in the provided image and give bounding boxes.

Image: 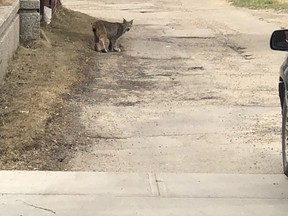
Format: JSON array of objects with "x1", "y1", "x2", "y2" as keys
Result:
[{"x1": 281, "y1": 93, "x2": 288, "y2": 176}]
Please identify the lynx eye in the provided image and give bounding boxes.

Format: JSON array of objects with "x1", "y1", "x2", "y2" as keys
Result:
[{"x1": 127, "y1": 28, "x2": 130, "y2": 31}]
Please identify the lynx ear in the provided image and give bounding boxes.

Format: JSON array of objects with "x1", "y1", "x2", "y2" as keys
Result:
[
  {"x1": 130, "y1": 19, "x2": 134, "y2": 24},
  {"x1": 123, "y1": 18, "x2": 127, "y2": 23}
]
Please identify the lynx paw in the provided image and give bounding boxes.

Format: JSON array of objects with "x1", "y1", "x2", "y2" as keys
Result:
[{"x1": 113, "y1": 47, "x2": 121, "y2": 52}]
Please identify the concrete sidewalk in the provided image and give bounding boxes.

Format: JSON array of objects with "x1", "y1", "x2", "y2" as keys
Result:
[{"x1": 1, "y1": 171, "x2": 288, "y2": 215}]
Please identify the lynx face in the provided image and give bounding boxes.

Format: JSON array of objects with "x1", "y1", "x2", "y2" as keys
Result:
[{"x1": 123, "y1": 19, "x2": 133, "y2": 33}]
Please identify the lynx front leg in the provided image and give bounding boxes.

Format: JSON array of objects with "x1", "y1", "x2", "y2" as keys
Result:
[{"x1": 110, "y1": 38, "x2": 121, "y2": 52}]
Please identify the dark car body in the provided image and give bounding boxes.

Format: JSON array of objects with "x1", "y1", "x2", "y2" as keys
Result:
[{"x1": 270, "y1": 29, "x2": 288, "y2": 176}]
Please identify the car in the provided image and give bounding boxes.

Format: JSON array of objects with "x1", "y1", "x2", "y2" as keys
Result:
[{"x1": 270, "y1": 29, "x2": 288, "y2": 176}]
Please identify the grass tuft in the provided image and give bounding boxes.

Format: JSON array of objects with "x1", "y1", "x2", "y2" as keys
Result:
[{"x1": 228, "y1": 0, "x2": 288, "y2": 9}]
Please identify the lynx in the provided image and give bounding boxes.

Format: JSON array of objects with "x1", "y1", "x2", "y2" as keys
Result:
[{"x1": 92, "y1": 18, "x2": 133, "y2": 53}]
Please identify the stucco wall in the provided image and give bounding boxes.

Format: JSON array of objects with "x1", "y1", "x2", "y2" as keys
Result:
[{"x1": 0, "y1": 0, "x2": 20, "y2": 84}]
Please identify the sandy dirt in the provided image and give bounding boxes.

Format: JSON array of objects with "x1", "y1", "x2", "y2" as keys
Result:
[
  {"x1": 0, "y1": 0, "x2": 13, "y2": 6},
  {"x1": 1, "y1": 0, "x2": 288, "y2": 173}
]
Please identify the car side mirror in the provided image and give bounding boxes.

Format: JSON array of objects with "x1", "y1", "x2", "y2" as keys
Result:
[{"x1": 270, "y1": 29, "x2": 288, "y2": 51}]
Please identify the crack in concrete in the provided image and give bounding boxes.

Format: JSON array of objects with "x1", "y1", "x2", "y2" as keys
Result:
[
  {"x1": 16, "y1": 200, "x2": 56, "y2": 214},
  {"x1": 148, "y1": 173, "x2": 160, "y2": 196},
  {"x1": 86, "y1": 133, "x2": 231, "y2": 140}
]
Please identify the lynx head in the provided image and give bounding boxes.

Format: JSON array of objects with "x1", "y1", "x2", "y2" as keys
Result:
[{"x1": 122, "y1": 18, "x2": 133, "y2": 32}]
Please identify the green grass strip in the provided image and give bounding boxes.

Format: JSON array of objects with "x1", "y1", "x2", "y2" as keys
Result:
[{"x1": 229, "y1": 0, "x2": 288, "y2": 9}]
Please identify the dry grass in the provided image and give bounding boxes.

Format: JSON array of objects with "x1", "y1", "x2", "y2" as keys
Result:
[
  {"x1": 0, "y1": 7, "x2": 95, "y2": 170},
  {"x1": 229, "y1": 0, "x2": 288, "y2": 9}
]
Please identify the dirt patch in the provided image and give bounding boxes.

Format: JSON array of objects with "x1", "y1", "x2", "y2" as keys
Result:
[
  {"x1": 0, "y1": 0, "x2": 13, "y2": 6},
  {"x1": 0, "y1": 6, "x2": 96, "y2": 170}
]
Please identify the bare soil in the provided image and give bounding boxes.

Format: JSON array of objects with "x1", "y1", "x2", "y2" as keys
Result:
[
  {"x1": 0, "y1": 0, "x2": 12, "y2": 6},
  {"x1": 0, "y1": 7, "x2": 95, "y2": 170}
]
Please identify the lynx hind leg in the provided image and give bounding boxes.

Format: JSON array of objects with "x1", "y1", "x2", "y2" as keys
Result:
[
  {"x1": 103, "y1": 38, "x2": 110, "y2": 53},
  {"x1": 93, "y1": 27, "x2": 99, "y2": 51},
  {"x1": 93, "y1": 37, "x2": 104, "y2": 52},
  {"x1": 98, "y1": 37, "x2": 109, "y2": 53},
  {"x1": 94, "y1": 42, "x2": 102, "y2": 52}
]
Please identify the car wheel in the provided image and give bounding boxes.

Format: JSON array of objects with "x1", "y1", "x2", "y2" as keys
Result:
[{"x1": 281, "y1": 94, "x2": 288, "y2": 176}]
